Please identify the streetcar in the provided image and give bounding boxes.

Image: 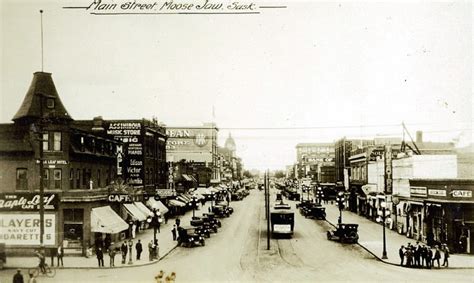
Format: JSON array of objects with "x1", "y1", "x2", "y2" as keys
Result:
[{"x1": 270, "y1": 203, "x2": 294, "y2": 238}]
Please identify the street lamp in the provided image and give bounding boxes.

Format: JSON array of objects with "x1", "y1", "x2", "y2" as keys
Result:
[
  {"x1": 381, "y1": 200, "x2": 388, "y2": 259},
  {"x1": 316, "y1": 187, "x2": 324, "y2": 204},
  {"x1": 147, "y1": 209, "x2": 159, "y2": 246},
  {"x1": 335, "y1": 191, "x2": 345, "y2": 225}
]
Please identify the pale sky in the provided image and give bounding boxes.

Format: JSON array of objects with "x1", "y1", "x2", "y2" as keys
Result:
[{"x1": 1, "y1": 0, "x2": 472, "y2": 170}]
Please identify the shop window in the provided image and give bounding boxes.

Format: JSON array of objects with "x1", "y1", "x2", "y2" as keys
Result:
[
  {"x1": 53, "y1": 132, "x2": 62, "y2": 151},
  {"x1": 53, "y1": 169, "x2": 62, "y2": 189},
  {"x1": 16, "y1": 168, "x2": 28, "y2": 190},
  {"x1": 63, "y1": 209, "x2": 84, "y2": 245}
]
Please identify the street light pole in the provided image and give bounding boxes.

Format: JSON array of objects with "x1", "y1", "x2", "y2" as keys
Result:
[{"x1": 381, "y1": 200, "x2": 388, "y2": 259}]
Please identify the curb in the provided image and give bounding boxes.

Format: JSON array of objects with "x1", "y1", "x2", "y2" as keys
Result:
[
  {"x1": 324, "y1": 217, "x2": 474, "y2": 270},
  {"x1": 3, "y1": 244, "x2": 179, "y2": 270}
]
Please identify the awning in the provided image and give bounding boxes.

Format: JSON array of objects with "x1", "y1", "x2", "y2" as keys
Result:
[
  {"x1": 182, "y1": 174, "x2": 194, "y2": 182},
  {"x1": 134, "y1": 202, "x2": 153, "y2": 217},
  {"x1": 168, "y1": 199, "x2": 186, "y2": 207},
  {"x1": 91, "y1": 206, "x2": 129, "y2": 234},
  {"x1": 361, "y1": 184, "x2": 377, "y2": 196},
  {"x1": 123, "y1": 203, "x2": 147, "y2": 222},
  {"x1": 177, "y1": 196, "x2": 190, "y2": 204},
  {"x1": 146, "y1": 199, "x2": 169, "y2": 214}
]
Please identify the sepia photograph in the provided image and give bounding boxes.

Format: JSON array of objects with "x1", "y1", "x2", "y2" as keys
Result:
[{"x1": 0, "y1": 0, "x2": 472, "y2": 282}]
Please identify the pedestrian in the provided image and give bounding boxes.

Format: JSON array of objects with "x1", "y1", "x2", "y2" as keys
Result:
[
  {"x1": 426, "y1": 246, "x2": 433, "y2": 269},
  {"x1": 135, "y1": 220, "x2": 140, "y2": 234},
  {"x1": 170, "y1": 271, "x2": 176, "y2": 282},
  {"x1": 172, "y1": 225, "x2": 177, "y2": 241},
  {"x1": 148, "y1": 240, "x2": 154, "y2": 261},
  {"x1": 27, "y1": 272, "x2": 37, "y2": 283},
  {"x1": 155, "y1": 270, "x2": 164, "y2": 283},
  {"x1": 108, "y1": 247, "x2": 116, "y2": 267},
  {"x1": 405, "y1": 246, "x2": 413, "y2": 267},
  {"x1": 13, "y1": 269, "x2": 24, "y2": 283},
  {"x1": 157, "y1": 219, "x2": 161, "y2": 233},
  {"x1": 57, "y1": 242, "x2": 64, "y2": 267},
  {"x1": 164, "y1": 213, "x2": 168, "y2": 224},
  {"x1": 442, "y1": 244, "x2": 450, "y2": 267},
  {"x1": 95, "y1": 236, "x2": 104, "y2": 251},
  {"x1": 414, "y1": 241, "x2": 421, "y2": 267},
  {"x1": 121, "y1": 241, "x2": 128, "y2": 264},
  {"x1": 420, "y1": 245, "x2": 427, "y2": 268},
  {"x1": 104, "y1": 235, "x2": 112, "y2": 251},
  {"x1": 175, "y1": 218, "x2": 180, "y2": 227},
  {"x1": 96, "y1": 247, "x2": 104, "y2": 267},
  {"x1": 154, "y1": 239, "x2": 159, "y2": 259},
  {"x1": 49, "y1": 246, "x2": 56, "y2": 267},
  {"x1": 136, "y1": 239, "x2": 143, "y2": 260},
  {"x1": 132, "y1": 223, "x2": 137, "y2": 239},
  {"x1": 432, "y1": 245, "x2": 441, "y2": 268},
  {"x1": 398, "y1": 245, "x2": 405, "y2": 266}
]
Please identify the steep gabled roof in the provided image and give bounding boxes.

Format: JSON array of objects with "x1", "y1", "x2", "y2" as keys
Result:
[{"x1": 12, "y1": 72, "x2": 72, "y2": 123}]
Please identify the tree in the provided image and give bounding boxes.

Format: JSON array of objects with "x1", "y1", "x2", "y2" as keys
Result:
[
  {"x1": 243, "y1": 170, "x2": 253, "y2": 179},
  {"x1": 273, "y1": 170, "x2": 285, "y2": 179}
]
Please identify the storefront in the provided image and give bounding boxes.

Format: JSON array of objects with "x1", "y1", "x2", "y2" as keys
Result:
[
  {"x1": 0, "y1": 193, "x2": 59, "y2": 255},
  {"x1": 408, "y1": 179, "x2": 474, "y2": 254}
]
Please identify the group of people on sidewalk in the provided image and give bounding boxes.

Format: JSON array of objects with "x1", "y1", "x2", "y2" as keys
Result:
[
  {"x1": 399, "y1": 241, "x2": 450, "y2": 269},
  {"x1": 94, "y1": 238, "x2": 160, "y2": 267}
]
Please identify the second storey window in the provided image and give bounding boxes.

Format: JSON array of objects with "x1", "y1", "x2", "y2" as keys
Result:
[
  {"x1": 53, "y1": 169, "x2": 62, "y2": 189},
  {"x1": 42, "y1": 133, "x2": 49, "y2": 151},
  {"x1": 53, "y1": 132, "x2": 62, "y2": 151},
  {"x1": 43, "y1": 169, "x2": 49, "y2": 189},
  {"x1": 16, "y1": 168, "x2": 28, "y2": 190}
]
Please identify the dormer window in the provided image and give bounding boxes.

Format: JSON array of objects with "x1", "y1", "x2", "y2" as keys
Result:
[{"x1": 46, "y1": 98, "x2": 55, "y2": 109}]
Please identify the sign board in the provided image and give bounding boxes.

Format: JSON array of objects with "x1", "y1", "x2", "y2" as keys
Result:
[
  {"x1": 428, "y1": 189, "x2": 447, "y2": 197},
  {"x1": 0, "y1": 213, "x2": 56, "y2": 246},
  {"x1": 108, "y1": 194, "x2": 132, "y2": 203},
  {"x1": 0, "y1": 193, "x2": 59, "y2": 211},
  {"x1": 410, "y1": 186, "x2": 428, "y2": 197},
  {"x1": 451, "y1": 190, "x2": 472, "y2": 198},
  {"x1": 105, "y1": 121, "x2": 144, "y2": 186},
  {"x1": 165, "y1": 128, "x2": 213, "y2": 152},
  {"x1": 384, "y1": 145, "x2": 393, "y2": 194}
]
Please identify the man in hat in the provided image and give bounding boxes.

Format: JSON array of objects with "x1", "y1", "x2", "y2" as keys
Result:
[
  {"x1": 13, "y1": 269, "x2": 24, "y2": 283},
  {"x1": 442, "y1": 244, "x2": 450, "y2": 267}
]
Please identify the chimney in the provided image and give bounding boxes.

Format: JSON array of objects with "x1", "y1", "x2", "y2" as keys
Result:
[
  {"x1": 92, "y1": 116, "x2": 104, "y2": 132},
  {"x1": 416, "y1": 131, "x2": 423, "y2": 143}
]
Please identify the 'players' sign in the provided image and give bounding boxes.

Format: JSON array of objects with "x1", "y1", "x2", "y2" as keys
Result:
[{"x1": 0, "y1": 213, "x2": 56, "y2": 246}]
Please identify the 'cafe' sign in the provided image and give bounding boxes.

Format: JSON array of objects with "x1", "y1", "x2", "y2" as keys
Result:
[{"x1": 108, "y1": 194, "x2": 132, "y2": 203}]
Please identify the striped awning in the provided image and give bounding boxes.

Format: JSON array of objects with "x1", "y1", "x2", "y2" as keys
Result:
[
  {"x1": 168, "y1": 199, "x2": 186, "y2": 207},
  {"x1": 146, "y1": 199, "x2": 169, "y2": 214},
  {"x1": 91, "y1": 206, "x2": 129, "y2": 234},
  {"x1": 123, "y1": 203, "x2": 147, "y2": 222}
]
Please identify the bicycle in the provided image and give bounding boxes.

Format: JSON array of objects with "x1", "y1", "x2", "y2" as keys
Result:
[{"x1": 29, "y1": 263, "x2": 56, "y2": 278}]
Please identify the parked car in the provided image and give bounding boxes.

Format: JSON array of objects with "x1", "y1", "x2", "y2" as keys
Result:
[
  {"x1": 327, "y1": 224, "x2": 359, "y2": 244},
  {"x1": 203, "y1": 213, "x2": 222, "y2": 228},
  {"x1": 178, "y1": 226, "x2": 206, "y2": 247},
  {"x1": 212, "y1": 205, "x2": 230, "y2": 218},
  {"x1": 189, "y1": 218, "x2": 211, "y2": 238}
]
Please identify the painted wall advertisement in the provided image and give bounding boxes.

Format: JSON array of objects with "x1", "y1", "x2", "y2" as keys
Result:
[
  {"x1": 0, "y1": 213, "x2": 56, "y2": 246},
  {"x1": 166, "y1": 128, "x2": 211, "y2": 152},
  {"x1": 106, "y1": 121, "x2": 144, "y2": 186}
]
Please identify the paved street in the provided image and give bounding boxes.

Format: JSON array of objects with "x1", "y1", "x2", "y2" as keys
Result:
[{"x1": 1, "y1": 188, "x2": 472, "y2": 282}]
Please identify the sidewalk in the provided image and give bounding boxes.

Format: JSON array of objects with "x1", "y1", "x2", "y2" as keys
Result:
[
  {"x1": 324, "y1": 203, "x2": 474, "y2": 269},
  {"x1": 4, "y1": 201, "x2": 214, "y2": 270}
]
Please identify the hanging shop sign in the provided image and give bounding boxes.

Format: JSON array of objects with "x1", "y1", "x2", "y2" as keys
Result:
[
  {"x1": 410, "y1": 186, "x2": 427, "y2": 197},
  {"x1": 428, "y1": 189, "x2": 447, "y2": 197},
  {"x1": 0, "y1": 213, "x2": 56, "y2": 246},
  {"x1": 384, "y1": 145, "x2": 393, "y2": 194},
  {"x1": 108, "y1": 194, "x2": 132, "y2": 203},
  {"x1": 0, "y1": 193, "x2": 59, "y2": 211},
  {"x1": 451, "y1": 190, "x2": 472, "y2": 198}
]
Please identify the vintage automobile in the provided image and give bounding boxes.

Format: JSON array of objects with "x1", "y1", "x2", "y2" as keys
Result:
[
  {"x1": 189, "y1": 218, "x2": 211, "y2": 237},
  {"x1": 216, "y1": 202, "x2": 234, "y2": 215},
  {"x1": 203, "y1": 212, "x2": 222, "y2": 228},
  {"x1": 309, "y1": 206, "x2": 326, "y2": 220},
  {"x1": 296, "y1": 199, "x2": 312, "y2": 209},
  {"x1": 212, "y1": 205, "x2": 230, "y2": 218},
  {"x1": 287, "y1": 191, "x2": 301, "y2": 201},
  {"x1": 178, "y1": 226, "x2": 206, "y2": 247},
  {"x1": 327, "y1": 223, "x2": 359, "y2": 244}
]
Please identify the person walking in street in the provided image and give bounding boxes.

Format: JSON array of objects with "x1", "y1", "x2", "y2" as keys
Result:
[
  {"x1": 108, "y1": 247, "x2": 116, "y2": 267},
  {"x1": 57, "y1": 242, "x2": 64, "y2": 267},
  {"x1": 414, "y1": 242, "x2": 421, "y2": 267},
  {"x1": 164, "y1": 213, "x2": 168, "y2": 224},
  {"x1": 442, "y1": 244, "x2": 450, "y2": 267},
  {"x1": 432, "y1": 245, "x2": 441, "y2": 268},
  {"x1": 420, "y1": 245, "x2": 427, "y2": 268},
  {"x1": 172, "y1": 225, "x2": 177, "y2": 241},
  {"x1": 148, "y1": 240, "x2": 154, "y2": 261},
  {"x1": 13, "y1": 269, "x2": 24, "y2": 283},
  {"x1": 132, "y1": 223, "x2": 137, "y2": 239},
  {"x1": 154, "y1": 239, "x2": 159, "y2": 259},
  {"x1": 398, "y1": 245, "x2": 405, "y2": 266},
  {"x1": 96, "y1": 247, "x2": 104, "y2": 267},
  {"x1": 405, "y1": 246, "x2": 413, "y2": 267},
  {"x1": 136, "y1": 239, "x2": 143, "y2": 260},
  {"x1": 121, "y1": 241, "x2": 128, "y2": 264}
]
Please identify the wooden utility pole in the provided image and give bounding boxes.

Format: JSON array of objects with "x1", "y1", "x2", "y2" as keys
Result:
[{"x1": 266, "y1": 170, "x2": 270, "y2": 250}]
